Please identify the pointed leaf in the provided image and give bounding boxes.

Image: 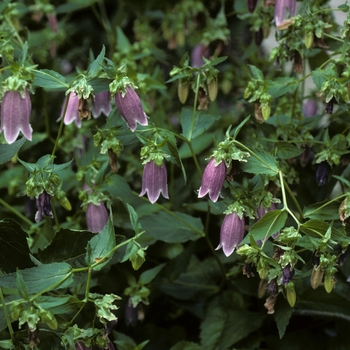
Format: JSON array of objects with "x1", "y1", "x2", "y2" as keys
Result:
[
  {"x1": 125, "y1": 203, "x2": 143, "y2": 235},
  {"x1": 0, "y1": 138, "x2": 26, "y2": 164},
  {"x1": 241, "y1": 149, "x2": 279, "y2": 176},
  {"x1": 139, "y1": 263, "x2": 166, "y2": 285},
  {"x1": 87, "y1": 45, "x2": 105, "y2": 78},
  {"x1": 242, "y1": 210, "x2": 288, "y2": 244},
  {"x1": 33, "y1": 69, "x2": 69, "y2": 90},
  {"x1": 274, "y1": 298, "x2": 294, "y2": 339}
]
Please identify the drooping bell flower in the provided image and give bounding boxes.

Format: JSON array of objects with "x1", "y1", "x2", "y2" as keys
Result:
[
  {"x1": 86, "y1": 201, "x2": 109, "y2": 232},
  {"x1": 0, "y1": 88, "x2": 33, "y2": 144},
  {"x1": 58, "y1": 92, "x2": 81, "y2": 127},
  {"x1": 92, "y1": 91, "x2": 112, "y2": 118},
  {"x1": 303, "y1": 99, "x2": 318, "y2": 118},
  {"x1": 115, "y1": 86, "x2": 148, "y2": 132},
  {"x1": 35, "y1": 191, "x2": 54, "y2": 223},
  {"x1": 198, "y1": 158, "x2": 226, "y2": 202},
  {"x1": 274, "y1": 0, "x2": 296, "y2": 28},
  {"x1": 281, "y1": 263, "x2": 295, "y2": 285},
  {"x1": 216, "y1": 212, "x2": 245, "y2": 257},
  {"x1": 139, "y1": 160, "x2": 169, "y2": 204},
  {"x1": 316, "y1": 161, "x2": 329, "y2": 186}
]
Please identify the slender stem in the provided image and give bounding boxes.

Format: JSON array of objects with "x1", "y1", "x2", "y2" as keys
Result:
[
  {"x1": 305, "y1": 193, "x2": 348, "y2": 217},
  {"x1": 323, "y1": 32, "x2": 344, "y2": 43},
  {"x1": 0, "y1": 198, "x2": 33, "y2": 226},
  {"x1": 283, "y1": 178, "x2": 304, "y2": 220},
  {"x1": 0, "y1": 288, "x2": 14, "y2": 344},
  {"x1": 188, "y1": 142, "x2": 203, "y2": 177},
  {"x1": 294, "y1": 308, "x2": 350, "y2": 322}
]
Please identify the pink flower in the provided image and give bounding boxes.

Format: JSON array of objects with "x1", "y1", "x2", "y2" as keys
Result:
[
  {"x1": 58, "y1": 93, "x2": 81, "y2": 127},
  {"x1": 139, "y1": 160, "x2": 169, "y2": 204},
  {"x1": 115, "y1": 86, "x2": 148, "y2": 132},
  {"x1": 198, "y1": 158, "x2": 226, "y2": 202},
  {"x1": 92, "y1": 91, "x2": 112, "y2": 118},
  {"x1": 275, "y1": 0, "x2": 296, "y2": 27},
  {"x1": 86, "y1": 202, "x2": 109, "y2": 232},
  {"x1": 216, "y1": 213, "x2": 245, "y2": 257},
  {"x1": 0, "y1": 89, "x2": 33, "y2": 144}
]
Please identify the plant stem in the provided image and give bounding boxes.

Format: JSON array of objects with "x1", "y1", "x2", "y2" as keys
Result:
[
  {"x1": 0, "y1": 288, "x2": 14, "y2": 344},
  {"x1": 0, "y1": 198, "x2": 33, "y2": 226}
]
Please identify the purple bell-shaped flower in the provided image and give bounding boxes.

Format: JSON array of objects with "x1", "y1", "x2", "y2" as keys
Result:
[
  {"x1": 58, "y1": 93, "x2": 81, "y2": 127},
  {"x1": 274, "y1": 0, "x2": 296, "y2": 27},
  {"x1": 198, "y1": 158, "x2": 226, "y2": 202},
  {"x1": 35, "y1": 191, "x2": 54, "y2": 223},
  {"x1": 216, "y1": 212, "x2": 245, "y2": 257},
  {"x1": 0, "y1": 88, "x2": 33, "y2": 144},
  {"x1": 115, "y1": 86, "x2": 148, "y2": 132},
  {"x1": 139, "y1": 160, "x2": 169, "y2": 204},
  {"x1": 92, "y1": 91, "x2": 112, "y2": 118},
  {"x1": 86, "y1": 202, "x2": 109, "y2": 232}
]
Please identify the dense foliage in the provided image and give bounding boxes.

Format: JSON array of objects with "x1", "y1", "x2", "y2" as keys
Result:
[{"x1": 1, "y1": 0, "x2": 350, "y2": 349}]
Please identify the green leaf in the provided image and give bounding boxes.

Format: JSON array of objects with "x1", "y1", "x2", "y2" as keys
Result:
[
  {"x1": 85, "y1": 214, "x2": 116, "y2": 270},
  {"x1": 180, "y1": 107, "x2": 221, "y2": 141},
  {"x1": 241, "y1": 149, "x2": 279, "y2": 176},
  {"x1": 300, "y1": 219, "x2": 329, "y2": 238},
  {"x1": 16, "y1": 269, "x2": 29, "y2": 300},
  {"x1": 274, "y1": 298, "x2": 294, "y2": 339},
  {"x1": 0, "y1": 263, "x2": 73, "y2": 294},
  {"x1": 140, "y1": 211, "x2": 204, "y2": 244},
  {"x1": 267, "y1": 77, "x2": 298, "y2": 98},
  {"x1": 87, "y1": 45, "x2": 105, "y2": 78},
  {"x1": 116, "y1": 26, "x2": 131, "y2": 51},
  {"x1": 242, "y1": 210, "x2": 288, "y2": 244},
  {"x1": 312, "y1": 68, "x2": 335, "y2": 90},
  {"x1": 248, "y1": 64, "x2": 264, "y2": 80},
  {"x1": 178, "y1": 133, "x2": 214, "y2": 159},
  {"x1": 139, "y1": 264, "x2": 166, "y2": 285},
  {"x1": 232, "y1": 116, "x2": 250, "y2": 139},
  {"x1": 0, "y1": 219, "x2": 35, "y2": 273},
  {"x1": 125, "y1": 203, "x2": 143, "y2": 235},
  {"x1": 33, "y1": 69, "x2": 69, "y2": 90},
  {"x1": 303, "y1": 201, "x2": 341, "y2": 221},
  {"x1": 275, "y1": 142, "x2": 304, "y2": 159},
  {"x1": 333, "y1": 175, "x2": 350, "y2": 188},
  {"x1": 170, "y1": 341, "x2": 201, "y2": 350},
  {"x1": 39, "y1": 228, "x2": 95, "y2": 264},
  {"x1": 0, "y1": 340, "x2": 15, "y2": 349},
  {"x1": 101, "y1": 174, "x2": 134, "y2": 201},
  {"x1": 200, "y1": 293, "x2": 265, "y2": 349},
  {"x1": 0, "y1": 138, "x2": 26, "y2": 165}
]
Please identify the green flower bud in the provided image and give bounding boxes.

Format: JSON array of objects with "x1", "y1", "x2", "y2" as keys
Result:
[
  {"x1": 285, "y1": 282, "x2": 296, "y2": 307},
  {"x1": 178, "y1": 82, "x2": 189, "y2": 104},
  {"x1": 208, "y1": 78, "x2": 218, "y2": 102},
  {"x1": 324, "y1": 274, "x2": 334, "y2": 293},
  {"x1": 304, "y1": 32, "x2": 314, "y2": 49},
  {"x1": 310, "y1": 266, "x2": 324, "y2": 289}
]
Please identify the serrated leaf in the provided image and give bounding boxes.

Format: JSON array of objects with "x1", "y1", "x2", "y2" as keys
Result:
[
  {"x1": 300, "y1": 219, "x2": 329, "y2": 238},
  {"x1": 276, "y1": 142, "x2": 304, "y2": 159},
  {"x1": 180, "y1": 107, "x2": 221, "y2": 140},
  {"x1": 39, "y1": 228, "x2": 95, "y2": 264},
  {"x1": 85, "y1": 215, "x2": 116, "y2": 270},
  {"x1": 0, "y1": 262, "x2": 73, "y2": 294},
  {"x1": 33, "y1": 69, "x2": 69, "y2": 90},
  {"x1": 0, "y1": 138, "x2": 26, "y2": 165},
  {"x1": 303, "y1": 201, "x2": 341, "y2": 220},
  {"x1": 242, "y1": 210, "x2": 288, "y2": 244},
  {"x1": 0, "y1": 219, "x2": 35, "y2": 273},
  {"x1": 241, "y1": 149, "x2": 279, "y2": 176}
]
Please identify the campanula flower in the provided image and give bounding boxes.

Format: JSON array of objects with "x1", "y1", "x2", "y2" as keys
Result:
[
  {"x1": 216, "y1": 212, "x2": 245, "y2": 257},
  {"x1": 198, "y1": 158, "x2": 226, "y2": 202},
  {"x1": 139, "y1": 160, "x2": 169, "y2": 204},
  {"x1": 281, "y1": 264, "x2": 295, "y2": 285},
  {"x1": 58, "y1": 92, "x2": 81, "y2": 127},
  {"x1": 92, "y1": 91, "x2": 112, "y2": 118},
  {"x1": 35, "y1": 191, "x2": 54, "y2": 223},
  {"x1": 115, "y1": 86, "x2": 148, "y2": 132},
  {"x1": 0, "y1": 88, "x2": 33, "y2": 144},
  {"x1": 303, "y1": 99, "x2": 318, "y2": 118},
  {"x1": 316, "y1": 161, "x2": 329, "y2": 186},
  {"x1": 86, "y1": 202, "x2": 109, "y2": 232},
  {"x1": 274, "y1": 0, "x2": 296, "y2": 28}
]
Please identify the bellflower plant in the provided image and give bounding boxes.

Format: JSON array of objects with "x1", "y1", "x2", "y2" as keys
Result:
[
  {"x1": 0, "y1": 88, "x2": 33, "y2": 144},
  {"x1": 35, "y1": 191, "x2": 54, "y2": 223},
  {"x1": 86, "y1": 202, "x2": 109, "y2": 232},
  {"x1": 92, "y1": 91, "x2": 112, "y2": 118},
  {"x1": 58, "y1": 92, "x2": 81, "y2": 127},
  {"x1": 274, "y1": 0, "x2": 296, "y2": 28}
]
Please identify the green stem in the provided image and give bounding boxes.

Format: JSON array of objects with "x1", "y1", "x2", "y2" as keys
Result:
[
  {"x1": 0, "y1": 198, "x2": 33, "y2": 226},
  {"x1": 283, "y1": 178, "x2": 304, "y2": 221},
  {"x1": 305, "y1": 193, "x2": 348, "y2": 217},
  {"x1": 323, "y1": 32, "x2": 344, "y2": 43},
  {"x1": 0, "y1": 288, "x2": 14, "y2": 344}
]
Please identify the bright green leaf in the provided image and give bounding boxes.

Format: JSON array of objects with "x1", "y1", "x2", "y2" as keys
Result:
[
  {"x1": 33, "y1": 69, "x2": 69, "y2": 90},
  {"x1": 0, "y1": 138, "x2": 26, "y2": 165},
  {"x1": 241, "y1": 149, "x2": 279, "y2": 176}
]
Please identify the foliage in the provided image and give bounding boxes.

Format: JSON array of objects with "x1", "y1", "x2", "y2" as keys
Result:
[{"x1": 1, "y1": 0, "x2": 350, "y2": 349}]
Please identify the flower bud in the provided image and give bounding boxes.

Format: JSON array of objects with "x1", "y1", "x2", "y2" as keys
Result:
[
  {"x1": 254, "y1": 102, "x2": 265, "y2": 124},
  {"x1": 258, "y1": 279, "x2": 268, "y2": 299},
  {"x1": 285, "y1": 282, "x2": 296, "y2": 307},
  {"x1": 310, "y1": 266, "x2": 324, "y2": 289},
  {"x1": 304, "y1": 31, "x2": 314, "y2": 49},
  {"x1": 247, "y1": 0, "x2": 258, "y2": 13},
  {"x1": 178, "y1": 83, "x2": 189, "y2": 104},
  {"x1": 208, "y1": 78, "x2": 218, "y2": 102},
  {"x1": 324, "y1": 274, "x2": 334, "y2": 293}
]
